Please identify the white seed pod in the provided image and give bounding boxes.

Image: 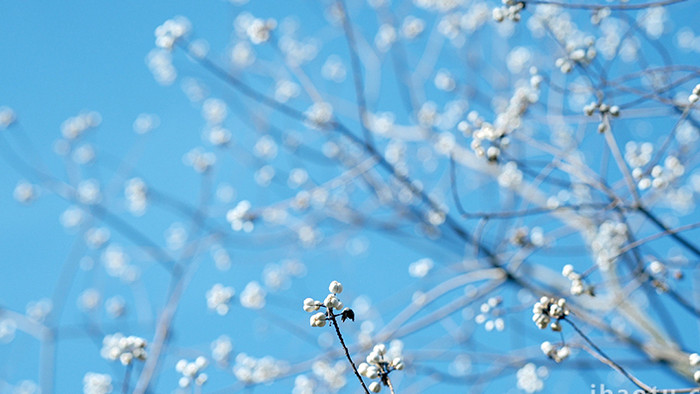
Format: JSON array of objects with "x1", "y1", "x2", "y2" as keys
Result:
[
  {"x1": 562, "y1": 264, "x2": 574, "y2": 277},
  {"x1": 557, "y1": 346, "x2": 571, "y2": 361},
  {"x1": 540, "y1": 341, "x2": 554, "y2": 355},
  {"x1": 365, "y1": 365, "x2": 379, "y2": 379},
  {"x1": 329, "y1": 280, "x2": 343, "y2": 294},
  {"x1": 358, "y1": 362, "x2": 369, "y2": 376},
  {"x1": 366, "y1": 351, "x2": 382, "y2": 365},
  {"x1": 689, "y1": 353, "x2": 700, "y2": 366},
  {"x1": 392, "y1": 357, "x2": 404, "y2": 370},
  {"x1": 310, "y1": 312, "x2": 326, "y2": 327},
  {"x1": 324, "y1": 294, "x2": 338, "y2": 309},
  {"x1": 373, "y1": 343, "x2": 387, "y2": 356},
  {"x1": 303, "y1": 297, "x2": 320, "y2": 312}
]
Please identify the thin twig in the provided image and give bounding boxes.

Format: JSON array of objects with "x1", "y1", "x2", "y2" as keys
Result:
[
  {"x1": 336, "y1": 0, "x2": 375, "y2": 147},
  {"x1": 386, "y1": 375, "x2": 396, "y2": 394},
  {"x1": 329, "y1": 314, "x2": 371, "y2": 394},
  {"x1": 636, "y1": 205, "x2": 700, "y2": 258},
  {"x1": 613, "y1": 220, "x2": 700, "y2": 260},
  {"x1": 564, "y1": 317, "x2": 654, "y2": 392}
]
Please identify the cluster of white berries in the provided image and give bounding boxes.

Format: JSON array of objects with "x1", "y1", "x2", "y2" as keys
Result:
[
  {"x1": 532, "y1": 296, "x2": 569, "y2": 331},
  {"x1": 624, "y1": 141, "x2": 653, "y2": 169},
  {"x1": 206, "y1": 283, "x2": 235, "y2": 315},
  {"x1": 26, "y1": 298, "x2": 52, "y2": 322},
  {"x1": 375, "y1": 24, "x2": 397, "y2": 52},
  {"x1": 590, "y1": 7, "x2": 611, "y2": 25},
  {"x1": 125, "y1": 178, "x2": 147, "y2": 215},
  {"x1": 77, "y1": 179, "x2": 101, "y2": 205},
  {"x1": 689, "y1": 353, "x2": 700, "y2": 383},
  {"x1": 401, "y1": 16, "x2": 425, "y2": 40},
  {"x1": 586, "y1": 220, "x2": 628, "y2": 272},
  {"x1": 239, "y1": 281, "x2": 267, "y2": 309},
  {"x1": 583, "y1": 102, "x2": 620, "y2": 118},
  {"x1": 247, "y1": 18, "x2": 276, "y2": 44},
  {"x1": 176, "y1": 356, "x2": 208, "y2": 388},
  {"x1": 310, "y1": 360, "x2": 348, "y2": 391},
  {"x1": 632, "y1": 155, "x2": 685, "y2": 191},
  {"x1": 72, "y1": 143, "x2": 96, "y2": 165},
  {"x1": 211, "y1": 335, "x2": 233, "y2": 364},
  {"x1": 475, "y1": 297, "x2": 506, "y2": 332},
  {"x1": 78, "y1": 288, "x2": 100, "y2": 311},
  {"x1": 555, "y1": 38, "x2": 597, "y2": 73},
  {"x1": 492, "y1": 0, "x2": 525, "y2": 23},
  {"x1": 274, "y1": 79, "x2": 300, "y2": 103},
  {"x1": 625, "y1": 141, "x2": 685, "y2": 190},
  {"x1": 562, "y1": 265, "x2": 593, "y2": 296},
  {"x1": 498, "y1": 161, "x2": 524, "y2": 188},
  {"x1": 516, "y1": 363, "x2": 547, "y2": 393},
  {"x1": 510, "y1": 226, "x2": 545, "y2": 248},
  {"x1": 147, "y1": 48, "x2": 176, "y2": 85},
  {"x1": 293, "y1": 374, "x2": 316, "y2": 393},
  {"x1": 61, "y1": 111, "x2": 101, "y2": 140},
  {"x1": 305, "y1": 102, "x2": 333, "y2": 128},
  {"x1": 155, "y1": 16, "x2": 191, "y2": 50},
  {"x1": 645, "y1": 260, "x2": 684, "y2": 289},
  {"x1": 100, "y1": 333, "x2": 147, "y2": 366},
  {"x1": 85, "y1": 227, "x2": 110, "y2": 249},
  {"x1": 202, "y1": 98, "x2": 228, "y2": 125},
  {"x1": 83, "y1": 372, "x2": 112, "y2": 394},
  {"x1": 417, "y1": 101, "x2": 439, "y2": 128},
  {"x1": 254, "y1": 135, "x2": 278, "y2": 160},
  {"x1": 688, "y1": 84, "x2": 700, "y2": 104},
  {"x1": 226, "y1": 200, "x2": 254, "y2": 232},
  {"x1": 276, "y1": 31, "x2": 318, "y2": 67},
  {"x1": 183, "y1": 147, "x2": 216, "y2": 173},
  {"x1": 434, "y1": 69, "x2": 456, "y2": 92},
  {"x1": 304, "y1": 280, "x2": 347, "y2": 328},
  {"x1": 540, "y1": 341, "x2": 571, "y2": 363},
  {"x1": 233, "y1": 353, "x2": 288, "y2": 384},
  {"x1": 583, "y1": 102, "x2": 621, "y2": 132},
  {"x1": 106, "y1": 296, "x2": 126, "y2": 318},
  {"x1": 460, "y1": 81, "x2": 539, "y2": 163},
  {"x1": 358, "y1": 344, "x2": 404, "y2": 393},
  {"x1": 101, "y1": 244, "x2": 139, "y2": 283}
]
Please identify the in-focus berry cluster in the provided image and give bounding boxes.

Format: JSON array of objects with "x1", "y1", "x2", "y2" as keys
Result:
[
  {"x1": 357, "y1": 344, "x2": 404, "y2": 393},
  {"x1": 540, "y1": 341, "x2": 571, "y2": 363},
  {"x1": 532, "y1": 297, "x2": 569, "y2": 331},
  {"x1": 303, "y1": 280, "x2": 353, "y2": 328},
  {"x1": 561, "y1": 265, "x2": 593, "y2": 296}
]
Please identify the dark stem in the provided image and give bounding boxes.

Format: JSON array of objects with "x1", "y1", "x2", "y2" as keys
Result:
[
  {"x1": 563, "y1": 317, "x2": 653, "y2": 393},
  {"x1": 329, "y1": 314, "x2": 370, "y2": 394},
  {"x1": 636, "y1": 205, "x2": 700, "y2": 258}
]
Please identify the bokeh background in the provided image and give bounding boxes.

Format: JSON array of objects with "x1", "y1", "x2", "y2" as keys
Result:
[{"x1": 1, "y1": 0, "x2": 700, "y2": 393}]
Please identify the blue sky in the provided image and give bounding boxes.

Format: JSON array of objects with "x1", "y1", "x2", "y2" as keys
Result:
[{"x1": 2, "y1": 0, "x2": 700, "y2": 393}]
